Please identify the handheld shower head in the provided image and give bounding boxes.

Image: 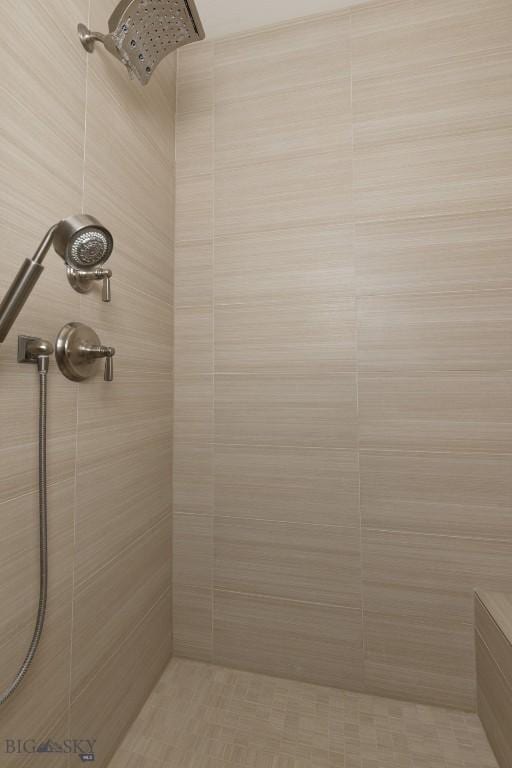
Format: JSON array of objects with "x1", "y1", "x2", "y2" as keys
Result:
[
  {"x1": 53, "y1": 215, "x2": 114, "y2": 270},
  {"x1": 0, "y1": 215, "x2": 114, "y2": 344}
]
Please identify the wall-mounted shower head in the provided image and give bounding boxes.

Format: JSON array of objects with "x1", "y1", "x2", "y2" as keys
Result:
[
  {"x1": 78, "y1": 0, "x2": 205, "y2": 86},
  {"x1": 0, "y1": 215, "x2": 114, "y2": 344},
  {"x1": 53, "y1": 215, "x2": 114, "y2": 270}
]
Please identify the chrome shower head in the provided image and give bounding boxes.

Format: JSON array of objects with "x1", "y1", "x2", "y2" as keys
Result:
[
  {"x1": 53, "y1": 215, "x2": 114, "y2": 270},
  {"x1": 0, "y1": 215, "x2": 114, "y2": 344},
  {"x1": 78, "y1": 0, "x2": 205, "y2": 86}
]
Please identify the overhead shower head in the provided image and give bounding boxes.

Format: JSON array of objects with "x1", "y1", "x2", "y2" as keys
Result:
[
  {"x1": 78, "y1": 0, "x2": 206, "y2": 86},
  {"x1": 53, "y1": 215, "x2": 114, "y2": 270},
  {"x1": 0, "y1": 215, "x2": 114, "y2": 344}
]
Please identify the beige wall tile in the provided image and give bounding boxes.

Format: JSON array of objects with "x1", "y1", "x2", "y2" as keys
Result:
[
  {"x1": 71, "y1": 518, "x2": 172, "y2": 699},
  {"x1": 351, "y1": 0, "x2": 512, "y2": 79},
  {"x1": 215, "y1": 445, "x2": 359, "y2": 527},
  {"x1": 70, "y1": 592, "x2": 171, "y2": 768},
  {"x1": 363, "y1": 529, "x2": 512, "y2": 625},
  {"x1": 173, "y1": 586, "x2": 213, "y2": 662},
  {"x1": 177, "y1": 42, "x2": 214, "y2": 114},
  {"x1": 173, "y1": 514, "x2": 213, "y2": 589},
  {"x1": 175, "y1": 241, "x2": 213, "y2": 308},
  {"x1": 175, "y1": 305, "x2": 213, "y2": 375},
  {"x1": 353, "y1": 52, "x2": 512, "y2": 146},
  {"x1": 176, "y1": 110, "x2": 214, "y2": 178},
  {"x1": 215, "y1": 79, "x2": 351, "y2": 169},
  {"x1": 216, "y1": 151, "x2": 351, "y2": 237},
  {"x1": 213, "y1": 590, "x2": 363, "y2": 690},
  {"x1": 215, "y1": 299, "x2": 356, "y2": 374},
  {"x1": 355, "y1": 211, "x2": 512, "y2": 296},
  {"x1": 173, "y1": 440, "x2": 213, "y2": 515},
  {"x1": 364, "y1": 612, "x2": 476, "y2": 710},
  {"x1": 214, "y1": 517, "x2": 361, "y2": 607},
  {"x1": 75, "y1": 435, "x2": 171, "y2": 585},
  {"x1": 175, "y1": 173, "x2": 214, "y2": 243},
  {"x1": 174, "y1": 375, "x2": 213, "y2": 443},
  {"x1": 358, "y1": 291, "x2": 512, "y2": 373},
  {"x1": 214, "y1": 14, "x2": 350, "y2": 102},
  {"x1": 359, "y1": 373, "x2": 512, "y2": 453},
  {"x1": 215, "y1": 373, "x2": 357, "y2": 449},
  {"x1": 214, "y1": 223, "x2": 354, "y2": 304},
  {"x1": 360, "y1": 450, "x2": 512, "y2": 540},
  {"x1": 354, "y1": 127, "x2": 512, "y2": 222}
]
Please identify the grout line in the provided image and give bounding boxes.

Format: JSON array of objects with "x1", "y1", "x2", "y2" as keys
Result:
[
  {"x1": 67, "y1": 0, "x2": 92, "y2": 745},
  {"x1": 213, "y1": 587, "x2": 363, "y2": 613},
  {"x1": 211, "y1": 37, "x2": 217, "y2": 662}
]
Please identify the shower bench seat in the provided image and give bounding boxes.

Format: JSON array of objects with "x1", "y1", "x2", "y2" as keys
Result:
[{"x1": 475, "y1": 590, "x2": 512, "y2": 768}]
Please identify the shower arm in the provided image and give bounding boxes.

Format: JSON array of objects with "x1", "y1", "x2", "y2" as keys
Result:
[{"x1": 77, "y1": 24, "x2": 107, "y2": 53}]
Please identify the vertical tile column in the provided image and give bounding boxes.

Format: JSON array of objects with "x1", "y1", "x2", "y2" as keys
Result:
[{"x1": 173, "y1": 42, "x2": 215, "y2": 661}]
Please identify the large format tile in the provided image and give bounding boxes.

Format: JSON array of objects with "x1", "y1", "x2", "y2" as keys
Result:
[
  {"x1": 173, "y1": 514, "x2": 213, "y2": 590},
  {"x1": 215, "y1": 222, "x2": 354, "y2": 304},
  {"x1": 173, "y1": 440, "x2": 213, "y2": 515},
  {"x1": 70, "y1": 592, "x2": 171, "y2": 768},
  {"x1": 363, "y1": 529, "x2": 512, "y2": 625},
  {"x1": 214, "y1": 13, "x2": 351, "y2": 102},
  {"x1": 175, "y1": 305, "x2": 213, "y2": 375},
  {"x1": 71, "y1": 518, "x2": 172, "y2": 698},
  {"x1": 353, "y1": 51, "x2": 512, "y2": 146},
  {"x1": 213, "y1": 590, "x2": 363, "y2": 690},
  {"x1": 358, "y1": 291, "x2": 512, "y2": 373},
  {"x1": 215, "y1": 79, "x2": 351, "y2": 169},
  {"x1": 215, "y1": 517, "x2": 361, "y2": 607},
  {"x1": 359, "y1": 373, "x2": 512, "y2": 453},
  {"x1": 215, "y1": 445, "x2": 359, "y2": 527},
  {"x1": 215, "y1": 299, "x2": 356, "y2": 374},
  {"x1": 354, "y1": 126, "x2": 512, "y2": 221},
  {"x1": 175, "y1": 173, "x2": 214, "y2": 243},
  {"x1": 360, "y1": 450, "x2": 512, "y2": 540},
  {"x1": 177, "y1": 41, "x2": 214, "y2": 114},
  {"x1": 216, "y1": 151, "x2": 351, "y2": 237},
  {"x1": 355, "y1": 210, "x2": 512, "y2": 296},
  {"x1": 364, "y1": 612, "x2": 476, "y2": 710},
  {"x1": 215, "y1": 373, "x2": 357, "y2": 449},
  {"x1": 173, "y1": 586, "x2": 213, "y2": 662},
  {"x1": 174, "y1": 375, "x2": 213, "y2": 444},
  {"x1": 175, "y1": 241, "x2": 213, "y2": 308},
  {"x1": 351, "y1": 0, "x2": 512, "y2": 80}
]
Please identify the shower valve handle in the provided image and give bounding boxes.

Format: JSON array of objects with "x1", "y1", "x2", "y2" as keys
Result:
[
  {"x1": 67, "y1": 267, "x2": 112, "y2": 303},
  {"x1": 84, "y1": 344, "x2": 116, "y2": 382}
]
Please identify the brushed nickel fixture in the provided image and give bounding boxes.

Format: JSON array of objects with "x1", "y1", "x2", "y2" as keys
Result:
[
  {"x1": 67, "y1": 266, "x2": 112, "y2": 302},
  {"x1": 77, "y1": 0, "x2": 205, "y2": 86},
  {"x1": 0, "y1": 216, "x2": 114, "y2": 344},
  {"x1": 0, "y1": 336, "x2": 54, "y2": 705},
  {"x1": 56, "y1": 322, "x2": 115, "y2": 382}
]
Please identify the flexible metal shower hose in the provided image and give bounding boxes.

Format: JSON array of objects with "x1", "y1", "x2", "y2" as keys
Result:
[{"x1": 0, "y1": 366, "x2": 48, "y2": 705}]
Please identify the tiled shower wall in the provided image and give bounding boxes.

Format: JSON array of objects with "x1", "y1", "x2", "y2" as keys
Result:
[
  {"x1": 0, "y1": 1, "x2": 174, "y2": 765},
  {"x1": 173, "y1": 0, "x2": 512, "y2": 711}
]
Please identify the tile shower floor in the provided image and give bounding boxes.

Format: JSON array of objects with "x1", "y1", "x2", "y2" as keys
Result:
[{"x1": 109, "y1": 659, "x2": 497, "y2": 768}]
